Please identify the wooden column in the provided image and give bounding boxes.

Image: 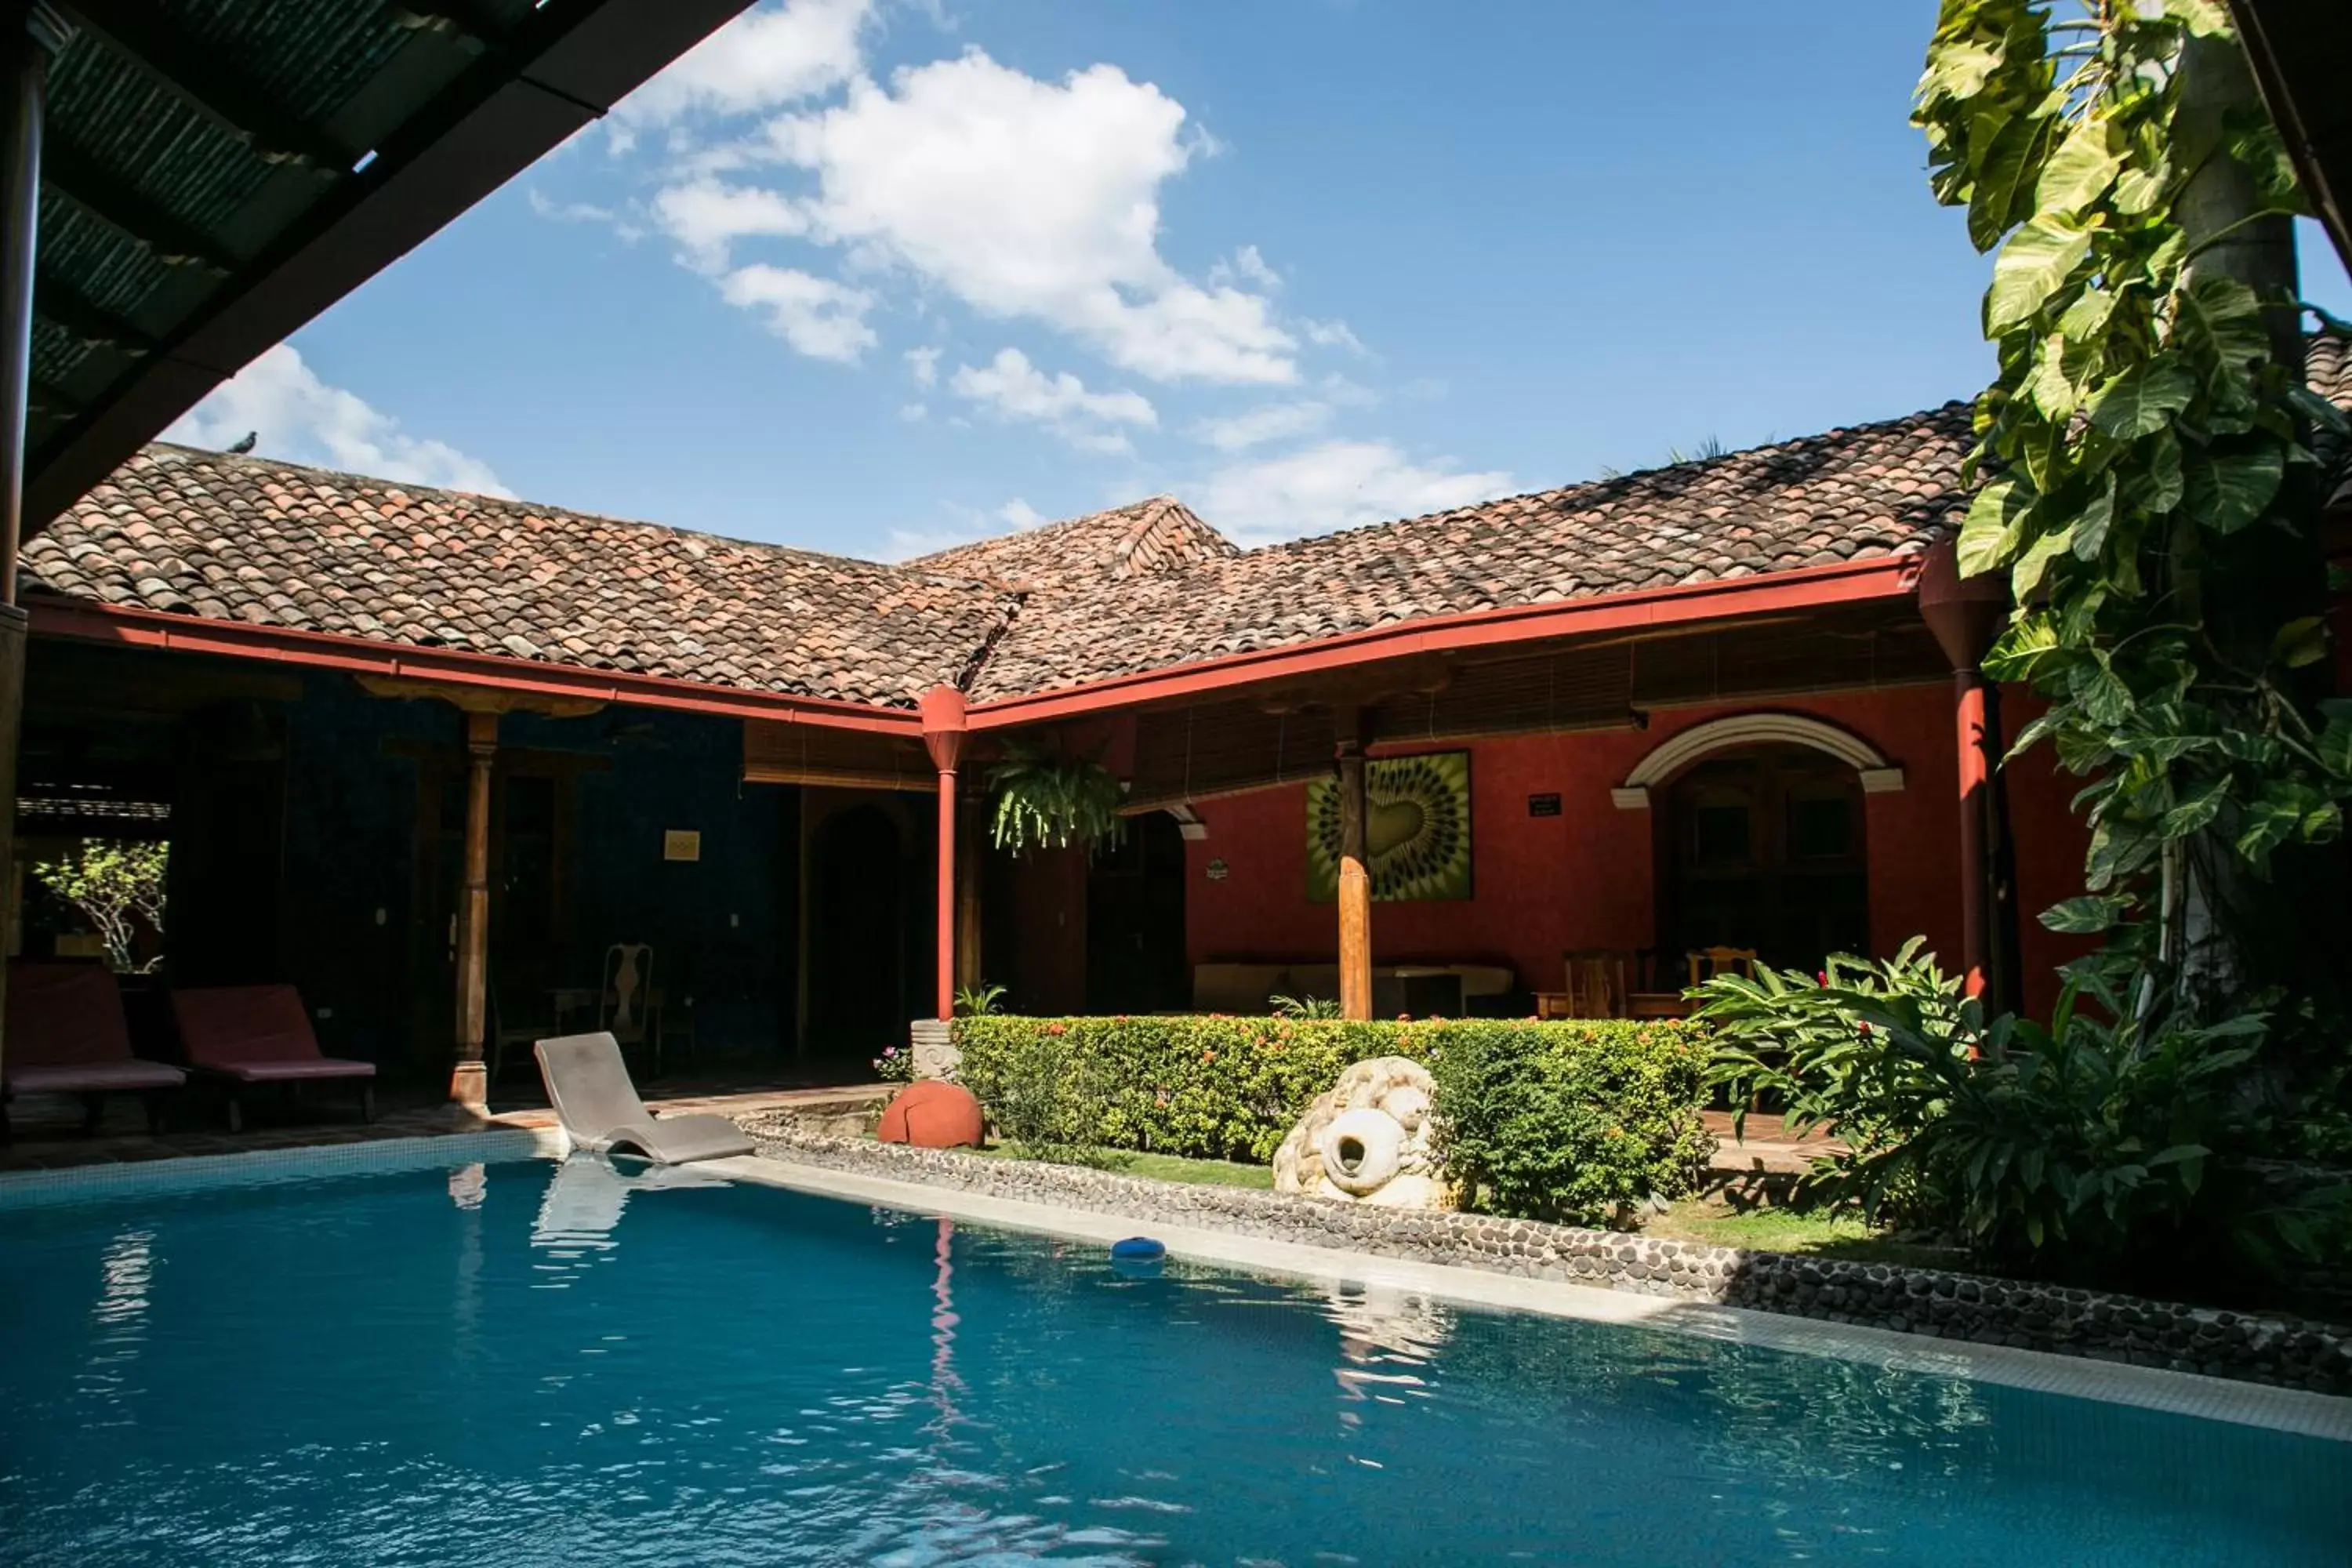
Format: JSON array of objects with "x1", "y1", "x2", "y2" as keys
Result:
[
  {"x1": 449, "y1": 710, "x2": 495, "y2": 1109},
  {"x1": 920, "y1": 686, "x2": 968, "y2": 1024},
  {"x1": 954, "y1": 793, "x2": 984, "y2": 992},
  {"x1": 1335, "y1": 723, "x2": 1372, "y2": 1022}
]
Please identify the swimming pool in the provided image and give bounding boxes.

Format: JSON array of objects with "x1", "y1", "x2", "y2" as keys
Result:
[{"x1": 1, "y1": 1149, "x2": 2344, "y2": 1566}]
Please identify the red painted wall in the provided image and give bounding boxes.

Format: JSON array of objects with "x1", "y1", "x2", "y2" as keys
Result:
[{"x1": 1181, "y1": 686, "x2": 2091, "y2": 1018}]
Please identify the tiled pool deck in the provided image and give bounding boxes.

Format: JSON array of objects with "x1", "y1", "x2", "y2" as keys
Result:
[
  {"x1": 1, "y1": 1084, "x2": 1835, "y2": 1176},
  {"x1": 0, "y1": 1080, "x2": 893, "y2": 1173}
]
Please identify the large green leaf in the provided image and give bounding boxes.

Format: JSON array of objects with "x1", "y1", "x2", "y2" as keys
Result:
[
  {"x1": 1958, "y1": 476, "x2": 2034, "y2": 575},
  {"x1": 2161, "y1": 0, "x2": 2230, "y2": 37},
  {"x1": 2319, "y1": 702, "x2": 2352, "y2": 778},
  {"x1": 2181, "y1": 444, "x2": 2283, "y2": 534},
  {"x1": 2270, "y1": 617, "x2": 2328, "y2": 670},
  {"x1": 2036, "y1": 120, "x2": 2119, "y2": 215},
  {"x1": 1968, "y1": 112, "x2": 2052, "y2": 249},
  {"x1": 2041, "y1": 895, "x2": 2129, "y2": 935},
  {"x1": 2085, "y1": 358, "x2": 2195, "y2": 439},
  {"x1": 2011, "y1": 521, "x2": 2075, "y2": 597},
  {"x1": 1987, "y1": 216, "x2": 2090, "y2": 332},
  {"x1": 2172, "y1": 274, "x2": 2270, "y2": 385}
]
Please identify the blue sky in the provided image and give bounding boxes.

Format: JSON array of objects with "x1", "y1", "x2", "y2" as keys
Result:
[{"x1": 165, "y1": 0, "x2": 2352, "y2": 561}]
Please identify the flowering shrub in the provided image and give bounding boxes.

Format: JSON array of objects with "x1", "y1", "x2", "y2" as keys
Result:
[
  {"x1": 872, "y1": 1044, "x2": 913, "y2": 1083},
  {"x1": 952, "y1": 1015, "x2": 1711, "y2": 1222}
]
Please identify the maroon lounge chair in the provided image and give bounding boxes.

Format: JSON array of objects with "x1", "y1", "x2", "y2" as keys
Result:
[
  {"x1": 170, "y1": 985, "x2": 376, "y2": 1132},
  {"x1": 2, "y1": 961, "x2": 187, "y2": 1136}
]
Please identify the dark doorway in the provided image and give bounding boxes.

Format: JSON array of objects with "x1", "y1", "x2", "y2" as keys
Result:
[
  {"x1": 1086, "y1": 812, "x2": 1189, "y2": 1013},
  {"x1": 806, "y1": 804, "x2": 911, "y2": 1062},
  {"x1": 1658, "y1": 743, "x2": 1867, "y2": 974}
]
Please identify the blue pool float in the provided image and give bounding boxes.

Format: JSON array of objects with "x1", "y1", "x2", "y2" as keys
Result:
[{"x1": 1110, "y1": 1236, "x2": 1167, "y2": 1262}]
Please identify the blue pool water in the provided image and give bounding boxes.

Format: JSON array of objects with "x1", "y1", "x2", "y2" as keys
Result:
[{"x1": 1, "y1": 1153, "x2": 2344, "y2": 1566}]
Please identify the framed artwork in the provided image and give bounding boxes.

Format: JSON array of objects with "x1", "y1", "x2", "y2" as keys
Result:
[{"x1": 1306, "y1": 750, "x2": 1472, "y2": 902}]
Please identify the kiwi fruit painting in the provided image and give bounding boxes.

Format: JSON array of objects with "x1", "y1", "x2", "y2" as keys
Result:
[{"x1": 1305, "y1": 751, "x2": 1472, "y2": 902}]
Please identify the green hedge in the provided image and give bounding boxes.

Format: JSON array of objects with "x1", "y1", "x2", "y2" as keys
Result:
[{"x1": 950, "y1": 1015, "x2": 1712, "y2": 1222}]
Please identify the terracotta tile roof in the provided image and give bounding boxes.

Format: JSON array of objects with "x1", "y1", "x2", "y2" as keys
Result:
[
  {"x1": 24, "y1": 445, "x2": 1018, "y2": 709},
  {"x1": 32, "y1": 344, "x2": 2352, "y2": 713},
  {"x1": 967, "y1": 404, "x2": 1973, "y2": 699},
  {"x1": 906, "y1": 496, "x2": 1238, "y2": 590}
]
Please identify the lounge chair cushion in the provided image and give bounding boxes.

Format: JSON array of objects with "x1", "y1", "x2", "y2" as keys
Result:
[
  {"x1": 201, "y1": 1058, "x2": 376, "y2": 1083},
  {"x1": 3, "y1": 962, "x2": 188, "y2": 1095},
  {"x1": 5, "y1": 1059, "x2": 187, "y2": 1095},
  {"x1": 170, "y1": 985, "x2": 375, "y2": 1079}
]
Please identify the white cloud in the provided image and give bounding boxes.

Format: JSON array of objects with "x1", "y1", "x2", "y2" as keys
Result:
[
  {"x1": 1192, "y1": 399, "x2": 1330, "y2": 452},
  {"x1": 1210, "y1": 244, "x2": 1282, "y2": 291},
  {"x1": 899, "y1": 401, "x2": 927, "y2": 421},
  {"x1": 764, "y1": 52, "x2": 1295, "y2": 384},
  {"x1": 651, "y1": 179, "x2": 808, "y2": 270},
  {"x1": 1199, "y1": 439, "x2": 1513, "y2": 544},
  {"x1": 949, "y1": 347, "x2": 1155, "y2": 454},
  {"x1": 612, "y1": 0, "x2": 872, "y2": 132},
  {"x1": 163, "y1": 344, "x2": 512, "y2": 497},
  {"x1": 904, "y1": 345, "x2": 940, "y2": 387},
  {"x1": 1301, "y1": 318, "x2": 1367, "y2": 354},
  {"x1": 997, "y1": 498, "x2": 1047, "y2": 530},
  {"x1": 718, "y1": 264, "x2": 878, "y2": 361}
]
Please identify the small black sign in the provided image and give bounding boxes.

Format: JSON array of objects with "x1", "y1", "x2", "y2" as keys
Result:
[{"x1": 1527, "y1": 793, "x2": 1563, "y2": 818}]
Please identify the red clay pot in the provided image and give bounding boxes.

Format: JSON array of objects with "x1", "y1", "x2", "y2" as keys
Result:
[{"x1": 877, "y1": 1080, "x2": 984, "y2": 1149}]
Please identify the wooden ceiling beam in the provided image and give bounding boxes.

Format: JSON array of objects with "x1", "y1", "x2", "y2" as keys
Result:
[
  {"x1": 56, "y1": 0, "x2": 355, "y2": 169},
  {"x1": 42, "y1": 137, "x2": 232, "y2": 271}
]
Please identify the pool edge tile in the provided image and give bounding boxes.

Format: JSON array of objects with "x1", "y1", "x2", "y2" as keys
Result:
[{"x1": 714, "y1": 1152, "x2": 2352, "y2": 1446}]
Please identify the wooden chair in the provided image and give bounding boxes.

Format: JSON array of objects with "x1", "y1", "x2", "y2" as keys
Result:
[
  {"x1": 1563, "y1": 950, "x2": 1630, "y2": 1018},
  {"x1": 598, "y1": 943, "x2": 661, "y2": 1076},
  {"x1": 1685, "y1": 946, "x2": 1760, "y2": 988}
]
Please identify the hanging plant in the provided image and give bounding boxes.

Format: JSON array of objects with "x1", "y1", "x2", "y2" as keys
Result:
[{"x1": 987, "y1": 741, "x2": 1127, "y2": 855}]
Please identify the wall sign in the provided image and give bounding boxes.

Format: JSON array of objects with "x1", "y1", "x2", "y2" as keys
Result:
[
  {"x1": 1205, "y1": 858, "x2": 1229, "y2": 882},
  {"x1": 1527, "y1": 792, "x2": 1563, "y2": 818},
  {"x1": 662, "y1": 829, "x2": 702, "y2": 862}
]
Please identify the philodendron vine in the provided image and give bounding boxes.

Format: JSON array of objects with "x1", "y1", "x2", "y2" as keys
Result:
[{"x1": 1916, "y1": 0, "x2": 2352, "y2": 986}]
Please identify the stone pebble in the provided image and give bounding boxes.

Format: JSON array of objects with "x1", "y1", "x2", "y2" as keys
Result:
[{"x1": 742, "y1": 1115, "x2": 2352, "y2": 1398}]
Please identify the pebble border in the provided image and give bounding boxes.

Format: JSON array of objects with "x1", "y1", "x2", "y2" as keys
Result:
[{"x1": 744, "y1": 1116, "x2": 2352, "y2": 1397}]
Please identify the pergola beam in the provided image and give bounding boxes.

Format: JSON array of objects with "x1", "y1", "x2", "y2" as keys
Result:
[
  {"x1": 390, "y1": 3, "x2": 518, "y2": 53},
  {"x1": 42, "y1": 136, "x2": 230, "y2": 270},
  {"x1": 33, "y1": 275, "x2": 152, "y2": 354},
  {"x1": 55, "y1": 0, "x2": 354, "y2": 169}
]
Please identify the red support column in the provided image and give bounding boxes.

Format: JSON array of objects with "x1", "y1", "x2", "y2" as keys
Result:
[
  {"x1": 920, "y1": 687, "x2": 969, "y2": 1024},
  {"x1": 1952, "y1": 670, "x2": 1991, "y2": 999},
  {"x1": 1918, "y1": 540, "x2": 2010, "y2": 1006}
]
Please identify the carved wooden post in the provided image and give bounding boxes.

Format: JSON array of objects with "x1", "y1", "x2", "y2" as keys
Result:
[
  {"x1": 1335, "y1": 717, "x2": 1372, "y2": 1022},
  {"x1": 450, "y1": 710, "x2": 495, "y2": 1109}
]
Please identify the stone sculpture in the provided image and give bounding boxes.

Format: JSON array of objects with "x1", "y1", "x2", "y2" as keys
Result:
[{"x1": 1272, "y1": 1056, "x2": 1450, "y2": 1209}]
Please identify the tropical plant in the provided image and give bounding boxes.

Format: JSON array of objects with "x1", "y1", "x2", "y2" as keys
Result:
[
  {"x1": 1700, "y1": 939, "x2": 1980, "y2": 1220},
  {"x1": 1915, "y1": 2, "x2": 2352, "y2": 1002},
  {"x1": 954, "y1": 982, "x2": 1008, "y2": 1018},
  {"x1": 1269, "y1": 993, "x2": 1342, "y2": 1019},
  {"x1": 1699, "y1": 946, "x2": 2344, "y2": 1283},
  {"x1": 32, "y1": 840, "x2": 168, "y2": 972},
  {"x1": 985, "y1": 741, "x2": 1127, "y2": 855}
]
